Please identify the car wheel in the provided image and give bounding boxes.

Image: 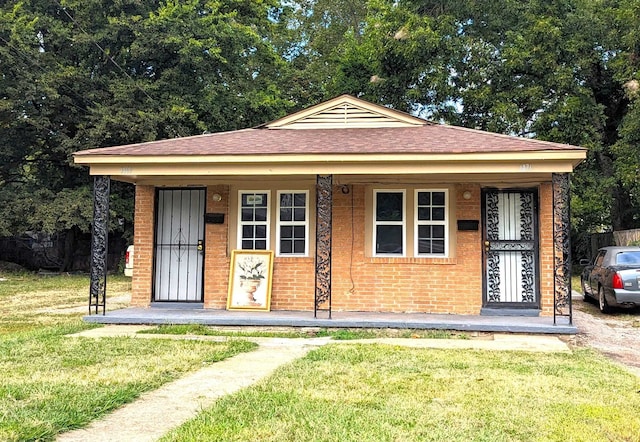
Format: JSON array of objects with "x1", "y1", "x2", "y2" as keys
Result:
[{"x1": 598, "y1": 287, "x2": 610, "y2": 313}]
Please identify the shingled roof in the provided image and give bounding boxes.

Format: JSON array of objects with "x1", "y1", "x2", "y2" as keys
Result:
[{"x1": 74, "y1": 95, "x2": 585, "y2": 158}]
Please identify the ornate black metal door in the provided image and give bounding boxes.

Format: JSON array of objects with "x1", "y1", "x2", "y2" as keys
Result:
[
  {"x1": 483, "y1": 190, "x2": 539, "y2": 308},
  {"x1": 153, "y1": 189, "x2": 205, "y2": 302}
]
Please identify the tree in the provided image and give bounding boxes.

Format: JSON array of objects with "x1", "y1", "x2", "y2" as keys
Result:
[
  {"x1": 308, "y1": 0, "x2": 640, "y2": 237},
  {"x1": 0, "y1": 0, "x2": 294, "y2": 269}
]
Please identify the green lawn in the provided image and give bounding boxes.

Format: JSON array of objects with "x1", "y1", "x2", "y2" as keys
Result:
[
  {"x1": 0, "y1": 271, "x2": 256, "y2": 442},
  {"x1": 161, "y1": 345, "x2": 640, "y2": 442},
  {"x1": 2, "y1": 270, "x2": 640, "y2": 441}
]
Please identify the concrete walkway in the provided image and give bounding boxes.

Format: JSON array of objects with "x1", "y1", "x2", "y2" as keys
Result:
[{"x1": 57, "y1": 326, "x2": 570, "y2": 441}]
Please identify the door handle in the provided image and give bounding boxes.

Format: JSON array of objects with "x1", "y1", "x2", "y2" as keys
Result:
[
  {"x1": 484, "y1": 241, "x2": 490, "y2": 252},
  {"x1": 197, "y1": 240, "x2": 204, "y2": 252}
]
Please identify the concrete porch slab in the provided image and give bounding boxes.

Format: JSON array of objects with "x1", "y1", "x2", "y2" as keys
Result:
[{"x1": 83, "y1": 307, "x2": 577, "y2": 334}]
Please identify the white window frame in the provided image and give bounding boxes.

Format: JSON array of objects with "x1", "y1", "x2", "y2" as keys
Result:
[
  {"x1": 373, "y1": 189, "x2": 406, "y2": 257},
  {"x1": 276, "y1": 190, "x2": 309, "y2": 257},
  {"x1": 237, "y1": 190, "x2": 271, "y2": 250},
  {"x1": 414, "y1": 189, "x2": 449, "y2": 258}
]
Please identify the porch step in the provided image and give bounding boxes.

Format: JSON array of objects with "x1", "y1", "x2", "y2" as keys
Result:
[{"x1": 480, "y1": 308, "x2": 540, "y2": 317}]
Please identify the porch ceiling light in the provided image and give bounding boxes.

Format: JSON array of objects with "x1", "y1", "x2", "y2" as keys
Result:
[
  {"x1": 212, "y1": 193, "x2": 222, "y2": 202},
  {"x1": 463, "y1": 191, "x2": 472, "y2": 200}
]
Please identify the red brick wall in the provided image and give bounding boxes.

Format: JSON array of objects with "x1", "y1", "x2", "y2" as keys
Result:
[
  {"x1": 538, "y1": 182, "x2": 554, "y2": 316},
  {"x1": 131, "y1": 185, "x2": 154, "y2": 307},
  {"x1": 330, "y1": 184, "x2": 482, "y2": 314},
  {"x1": 131, "y1": 181, "x2": 559, "y2": 315},
  {"x1": 203, "y1": 185, "x2": 230, "y2": 308}
]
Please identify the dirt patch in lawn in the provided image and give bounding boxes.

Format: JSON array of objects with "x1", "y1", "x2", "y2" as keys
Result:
[
  {"x1": 568, "y1": 294, "x2": 640, "y2": 377},
  {"x1": 35, "y1": 293, "x2": 132, "y2": 315}
]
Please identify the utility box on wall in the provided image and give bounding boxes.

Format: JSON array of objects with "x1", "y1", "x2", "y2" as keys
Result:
[
  {"x1": 205, "y1": 213, "x2": 225, "y2": 224},
  {"x1": 457, "y1": 220, "x2": 479, "y2": 231}
]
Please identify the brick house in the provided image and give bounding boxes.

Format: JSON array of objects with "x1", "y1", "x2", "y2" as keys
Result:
[{"x1": 75, "y1": 95, "x2": 585, "y2": 321}]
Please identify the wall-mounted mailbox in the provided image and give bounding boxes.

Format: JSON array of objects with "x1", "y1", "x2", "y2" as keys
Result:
[
  {"x1": 205, "y1": 213, "x2": 225, "y2": 224},
  {"x1": 457, "y1": 220, "x2": 479, "y2": 231}
]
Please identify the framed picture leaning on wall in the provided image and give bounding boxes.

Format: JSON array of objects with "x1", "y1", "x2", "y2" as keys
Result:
[{"x1": 227, "y1": 250, "x2": 274, "y2": 311}]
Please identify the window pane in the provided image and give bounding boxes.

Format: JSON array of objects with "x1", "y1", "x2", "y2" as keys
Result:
[
  {"x1": 418, "y1": 225, "x2": 430, "y2": 239},
  {"x1": 255, "y1": 208, "x2": 267, "y2": 222},
  {"x1": 294, "y1": 193, "x2": 306, "y2": 206},
  {"x1": 242, "y1": 193, "x2": 267, "y2": 207},
  {"x1": 432, "y1": 192, "x2": 445, "y2": 205},
  {"x1": 432, "y1": 240, "x2": 445, "y2": 254},
  {"x1": 255, "y1": 240, "x2": 267, "y2": 250},
  {"x1": 433, "y1": 225, "x2": 445, "y2": 238},
  {"x1": 280, "y1": 208, "x2": 292, "y2": 222},
  {"x1": 255, "y1": 194, "x2": 267, "y2": 207},
  {"x1": 241, "y1": 240, "x2": 253, "y2": 249},
  {"x1": 418, "y1": 240, "x2": 431, "y2": 254},
  {"x1": 281, "y1": 225, "x2": 292, "y2": 238},
  {"x1": 432, "y1": 207, "x2": 445, "y2": 221},
  {"x1": 417, "y1": 192, "x2": 431, "y2": 205},
  {"x1": 418, "y1": 207, "x2": 431, "y2": 221},
  {"x1": 376, "y1": 192, "x2": 403, "y2": 221},
  {"x1": 376, "y1": 225, "x2": 403, "y2": 254},
  {"x1": 280, "y1": 193, "x2": 292, "y2": 206},
  {"x1": 255, "y1": 225, "x2": 266, "y2": 238},
  {"x1": 241, "y1": 208, "x2": 253, "y2": 222},
  {"x1": 294, "y1": 208, "x2": 305, "y2": 221},
  {"x1": 242, "y1": 225, "x2": 253, "y2": 239},
  {"x1": 294, "y1": 226, "x2": 305, "y2": 238},
  {"x1": 280, "y1": 240, "x2": 292, "y2": 254},
  {"x1": 294, "y1": 240, "x2": 305, "y2": 254}
]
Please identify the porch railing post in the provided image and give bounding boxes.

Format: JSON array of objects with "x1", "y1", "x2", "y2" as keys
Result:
[
  {"x1": 89, "y1": 175, "x2": 110, "y2": 315},
  {"x1": 315, "y1": 174, "x2": 332, "y2": 318},
  {"x1": 552, "y1": 173, "x2": 572, "y2": 324}
]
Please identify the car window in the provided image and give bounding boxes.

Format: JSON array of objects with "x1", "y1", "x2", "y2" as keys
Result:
[
  {"x1": 594, "y1": 251, "x2": 607, "y2": 266},
  {"x1": 615, "y1": 251, "x2": 640, "y2": 265}
]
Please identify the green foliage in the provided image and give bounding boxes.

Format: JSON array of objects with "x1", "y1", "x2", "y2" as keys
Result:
[
  {"x1": 0, "y1": 0, "x2": 294, "y2": 266},
  {"x1": 3, "y1": 0, "x2": 640, "y2": 244},
  {"x1": 278, "y1": 0, "x2": 640, "y2": 233}
]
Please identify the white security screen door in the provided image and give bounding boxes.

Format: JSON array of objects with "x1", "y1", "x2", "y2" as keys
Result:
[
  {"x1": 483, "y1": 190, "x2": 539, "y2": 307},
  {"x1": 154, "y1": 189, "x2": 205, "y2": 302}
]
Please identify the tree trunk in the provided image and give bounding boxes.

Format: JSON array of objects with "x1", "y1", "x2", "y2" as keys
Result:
[{"x1": 60, "y1": 228, "x2": 76, "y2": 272}]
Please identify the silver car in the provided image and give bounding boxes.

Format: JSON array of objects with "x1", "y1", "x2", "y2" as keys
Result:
[{"x1": 581, "y1": 246, "x2": 640, "y2": 313}]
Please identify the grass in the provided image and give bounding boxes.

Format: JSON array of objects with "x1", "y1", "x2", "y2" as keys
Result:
[
  {"x1": 0, "y1": 271, "x2": 257, "y2": 441},
  {"x1": 140, "y1": 324, "x2": 468, "y2": 340},
  {"x1": 0, "y1": 272, "x2": 131, "y2": 334},
  {"x1": 3, "y1": 269, "x2": 639, "y2": 441},
  {"x1": 161, "y1": 345, "x2": 640, "y2": 442}
]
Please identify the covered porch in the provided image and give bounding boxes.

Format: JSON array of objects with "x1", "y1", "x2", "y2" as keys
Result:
[
  {"x1": 75, "y1": 95, "x2": 585, "y2": 325},
  {"x1": 83, "y1": 304, "x2": 577, "y2": 334}
]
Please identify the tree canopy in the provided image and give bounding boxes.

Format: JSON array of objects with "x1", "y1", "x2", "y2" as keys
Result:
[
  {"x1": 1, "y1": 0, "x2": 639, "y2": 267},
  {"x1": 281, "y1": 0, "x2": 640, "y2": 242}
]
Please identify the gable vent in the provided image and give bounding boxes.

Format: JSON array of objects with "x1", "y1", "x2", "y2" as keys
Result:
[
  {"x1": 279, "y1": 103, "x2": 421, "y2": 129},
  {"x1": 263, "y1": 94, "x2": 427, "y2": 129}
]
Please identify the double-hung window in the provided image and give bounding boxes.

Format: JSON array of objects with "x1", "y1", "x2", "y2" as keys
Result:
[
  {"x1": 277, "y1": 191, "x2": 308, "y2": 256},
  {"x1": 374, "y1": 190, "x2": 406, "y2": 256},
  {"x1": 415, "y1": 190, "x2": 448, "y2": 256},
  {"x1": 239, "y1": 191, "x2": 269, "y2": 250},
  {"x1": 373, "y1": 188, "x2": 449, "y2": 257}
]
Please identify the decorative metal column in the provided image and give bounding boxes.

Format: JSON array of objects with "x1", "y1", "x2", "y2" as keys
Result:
[
  {"x1": 89, "y1": 175, "x2": 110, "y2": 315},
  {"x1": 552, "y1": 173, "x2": 572, "y2": 324},
  {"x1": 314, "y1": 175, "x2": 332, "y2": 318}
]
